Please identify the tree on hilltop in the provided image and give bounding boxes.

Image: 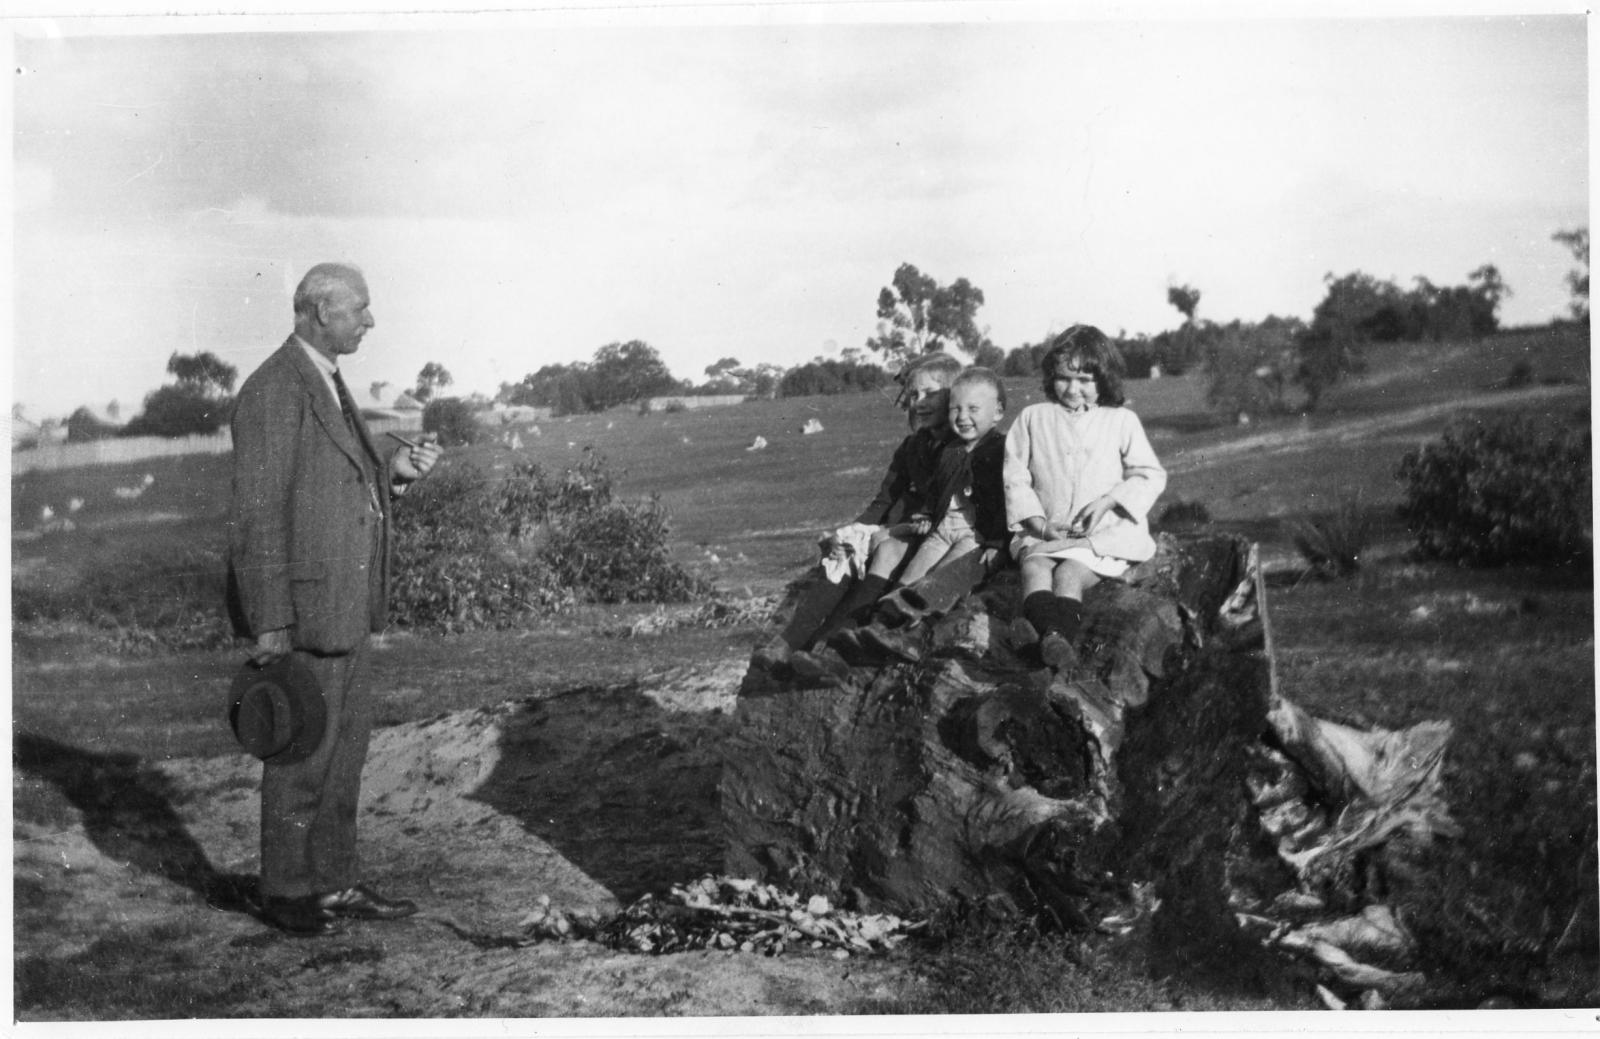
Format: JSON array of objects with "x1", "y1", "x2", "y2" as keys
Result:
[
  {"x1": 866, "y1": 263, "x2": 992, "y2": 364},
  {"x1": 414, "y1": 362, "x2": 454, "y2": 403},
  {"x1": 1167, "y1": 284, "x2": 1201, "y2": 324},
  {"x1": 1553, "y1": 227, "x2": 1589, "y2": 321},
  {"x1": 166, "y1": 351, "x2": 238, "y2": 397},
  {"x1": 121, "y1": 351, "x2": 238, "y2": 437}
]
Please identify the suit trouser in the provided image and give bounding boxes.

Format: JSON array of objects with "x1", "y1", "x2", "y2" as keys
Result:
[{"x1": 260, "y1": 639, "x2": 374, "y2": 898}]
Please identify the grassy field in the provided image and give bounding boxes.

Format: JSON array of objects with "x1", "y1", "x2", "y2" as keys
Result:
[{"x1": 11, "y1": 325, "x2": 1595, "y2": 1012}]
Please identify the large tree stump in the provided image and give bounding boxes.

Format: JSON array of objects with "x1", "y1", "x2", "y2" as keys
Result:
[{"x1": 721, "y1": 533, "x2": 1285, "y2": 962}]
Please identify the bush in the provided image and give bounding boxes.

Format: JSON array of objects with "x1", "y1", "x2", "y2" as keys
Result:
[
  {"x1": 421, "y1": 397, "x2": 484, "y2": 447},
  {"x1": 388, "y1": 461, "x2": 573, "y2": 633},
  {"x1": 1503, "y1": 359, "x2": 1535, "y2": 389},
  {"x1": 1396, "y1": 414, "x2": 1592, "y2": 566},
  {"x1": 390, "y1": 451, "x2": 711, "y2": 633},
  {"x1": 120, "y1": 386, "x2": 232, "y2": 438},
  {"x1": 777, "y1": 359, "x2": 890, "y2": 398},
  {"x1": 1287, "y1": 495, "x2": 1374, "y2": 579}
]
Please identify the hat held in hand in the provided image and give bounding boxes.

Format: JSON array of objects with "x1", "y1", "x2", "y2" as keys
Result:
[{"x1": 228, "y1": 654, "x2": 326, "y2": 763}]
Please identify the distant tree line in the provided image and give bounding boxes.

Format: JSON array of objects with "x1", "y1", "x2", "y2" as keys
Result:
[
  {"x1": 60, "y1": 235, "x2": 1588, "y2": 437},
  {"x1": 1001, "y1": 261, "x2": 1519, "y2": 416}
]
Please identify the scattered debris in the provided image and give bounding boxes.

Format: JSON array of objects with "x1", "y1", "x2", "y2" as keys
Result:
[
  {"x1": 596, "y1": 876, "x2": 923, "y2": 957},
  {"x1": 747, "y1": 436, "x2": 768, "y2": 452},
  {"x1": 113, "y1": 474, "x2": 156, "y2": 500},
  {"x1": 801, "y1": 419, "x2": 824, "y2": 435}
]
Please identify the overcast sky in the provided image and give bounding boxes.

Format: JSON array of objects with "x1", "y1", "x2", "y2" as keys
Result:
[{"x1": 7, "y1": 4, "x2": 1589, "y2": 419}]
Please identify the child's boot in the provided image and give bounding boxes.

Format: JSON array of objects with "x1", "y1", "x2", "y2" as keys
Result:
[
  {"x1": 810, "y1": 573, "x2": 892, "y2": 646},
  {"x1": 790, "y1": 647, "x2": 854, "y2": 688}
]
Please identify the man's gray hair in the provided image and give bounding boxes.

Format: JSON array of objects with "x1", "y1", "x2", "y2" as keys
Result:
[{"x1": 293, "y1": 263, "x2": 365, "y2": 319}]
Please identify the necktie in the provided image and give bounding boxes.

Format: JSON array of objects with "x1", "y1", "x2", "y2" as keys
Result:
[
  {"x1": 331, "y1": 368, "x2": 362, "y2": 435},
  {"x1": 331, "y1": 368, "x2": 383, "y2": 513}
]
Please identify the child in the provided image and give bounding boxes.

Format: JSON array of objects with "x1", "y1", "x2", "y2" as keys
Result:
[
  {"x1": 836, "y1": 367, "x2": 1011, "y2": 663},
  {"x1": 752, "y1": 351, "x2": 963, "y2": 676},
  {"x1": 896, "y1": 366, "x2": 1009, "y2": 585},
  {"x1": 1003, "y1": 325, "x2": 1166, "y2": 671}
]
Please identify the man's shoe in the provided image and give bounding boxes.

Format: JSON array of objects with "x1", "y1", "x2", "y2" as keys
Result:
[
  {"x1": 858, "y1": 624, "x2": 924, "y2": 664},
  {"x1": 317, "y1": 884, "x2": 419, "y2": 921},
  {"x1": 262, "y1": 895, "x2": 341, "y2": 937}
]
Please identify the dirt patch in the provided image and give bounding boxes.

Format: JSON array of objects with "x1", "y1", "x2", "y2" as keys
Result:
[{"x1": 12, "y1": 657, "x2": 917, "y2": 1020}]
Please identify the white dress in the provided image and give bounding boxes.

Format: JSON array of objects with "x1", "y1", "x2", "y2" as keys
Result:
[{"x1": 1003, "y1": 402, "x2": 1166, "y2": 574}]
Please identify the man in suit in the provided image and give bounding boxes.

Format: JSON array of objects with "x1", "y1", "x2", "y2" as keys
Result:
[{"x1": 228, "y1": 262, "x2": 441, "y2": 936}]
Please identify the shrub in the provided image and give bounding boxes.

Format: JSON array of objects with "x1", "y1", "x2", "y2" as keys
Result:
[
  {"x1": 421, "y1": 397, "x2": 484, "y2": 447},
  {"x1": 390, "y1": 451, "x2": 710, "y2": 633},
  {"x1": 388, "y1": 461, "x2": 573, "y2": 633},
  {"x1": 1503, "y1": 359, "x2": 1535, "y2": 389},
  {"x1": 777, "y1": 359, "x2": 890, "y2": 398},
  {"x1": 663, "y1": 399, "x2": 688, "y2": 414},
  {"x1": 1396, "y1": 414, "x2": 1592, "y2": 566},
  {"x1": 1287, "y1": 495, "x2": 1374, "y2": 579}
]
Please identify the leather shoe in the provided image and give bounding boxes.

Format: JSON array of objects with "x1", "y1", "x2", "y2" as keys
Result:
[
  {"x1": 789, "y1": 648, "x2": 853, "y2": 688},
  {"x1": 261, "y1": 895, "x2": 341, "y2": 937},
  {"x1": 857, "y1": 623, "x2": 924, "y2": 664},
  {"x1": 1040, "y1": 631, "x2": 1079, "y2": 671},
  {"x1": 317, "y1": 884, "x2": 419, "y2": 921}
]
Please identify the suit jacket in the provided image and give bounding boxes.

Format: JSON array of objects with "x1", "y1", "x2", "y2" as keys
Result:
[
  {"x1": 228, "y1": 338, "x2": 393, "y2": 654},
  {"x1": 920, "y1": 428, "x2": 1008, "y2": 547}
]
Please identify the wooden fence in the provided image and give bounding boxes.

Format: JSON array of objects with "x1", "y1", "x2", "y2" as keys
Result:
[{"x1": 11, "y1": 417, "x2": 425, "y2": 474}]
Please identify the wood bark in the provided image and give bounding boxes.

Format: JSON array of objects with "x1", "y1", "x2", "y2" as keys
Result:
[{"x1": 722, "y1": 533, "x2": 1286, "y2": 963}]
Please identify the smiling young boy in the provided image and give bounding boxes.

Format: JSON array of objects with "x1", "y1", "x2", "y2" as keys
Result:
[
  {"x1": 895, "y1": 367, "x2": 1009, "y2": 585},
  {"x1": 834, "y1": 367, "x2": 1011, "y2": 664}
]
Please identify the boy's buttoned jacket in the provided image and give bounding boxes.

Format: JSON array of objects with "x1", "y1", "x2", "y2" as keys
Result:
[
  {"x1": 921, "y1": 428, "x2": 1009, "y2": 547},
  {"x1": 1003, "y1": 403, "x2": 1166, "y2": 563}
]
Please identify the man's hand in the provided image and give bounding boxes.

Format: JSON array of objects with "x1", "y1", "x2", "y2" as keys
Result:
[
  {"x1": 910, "y1": 514, "x2": 932, "y2": 537},
  {"x1": 391, "y1": 434, "x2": 441, "y2": 484},
  {"x1": 250, "y1": 628, "x2": 292, "y2": 665}
]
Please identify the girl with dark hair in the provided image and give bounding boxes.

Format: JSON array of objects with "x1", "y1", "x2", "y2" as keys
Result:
[{"x1": 1003, "y1": 325, "x2": 1166, "y2": 670}]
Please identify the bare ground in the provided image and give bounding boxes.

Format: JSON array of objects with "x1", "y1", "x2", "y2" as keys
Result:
[{"x1": 13, "y1": 657, "x2": 919, "y2": 1020}]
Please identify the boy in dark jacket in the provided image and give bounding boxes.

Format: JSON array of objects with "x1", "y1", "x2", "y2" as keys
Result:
[{"x1": 752, "y1": 352, "x2": 962, "y2": 676}]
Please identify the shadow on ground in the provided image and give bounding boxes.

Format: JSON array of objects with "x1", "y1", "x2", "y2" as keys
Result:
[
  {"x1": 469, "y1": 683, "x2": 730, "y2": 905},
  {"x1": 13, "y1": 731, "x2": 257, "y2": 912}
]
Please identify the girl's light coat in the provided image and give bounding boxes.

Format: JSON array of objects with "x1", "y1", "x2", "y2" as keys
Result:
[{"x1": 1003, "y1": 403, "x2": 1167, "y2": 563}]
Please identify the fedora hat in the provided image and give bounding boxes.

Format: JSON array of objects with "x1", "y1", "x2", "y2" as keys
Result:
[{"x1": 228, "y1": 654, "x2": 327, "y2": 763}]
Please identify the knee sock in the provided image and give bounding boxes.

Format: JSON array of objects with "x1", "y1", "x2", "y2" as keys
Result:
[
  {"x1": 779, "y1": 575, "x2": 852, "y2": 650},
  {"x1": 1052, "y1": 596, "x2": 1085, "y2": 642},
  {"x1": 811, "y1": 574, "x2": 892, "y2": 646},
  {"x1": 1022, "y1": 591, "x2": 1057, "y2": 637},
  {"x1": 1023, "y1": 591, "x2": 1084, "y2": 641}
]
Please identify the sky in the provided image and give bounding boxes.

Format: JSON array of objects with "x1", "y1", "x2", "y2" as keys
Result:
[{"x1": 6, "y1": 2, "x2": 1590, "y2": 421}]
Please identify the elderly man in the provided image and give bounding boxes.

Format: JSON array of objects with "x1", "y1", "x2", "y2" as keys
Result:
[{"x1": 228, "y1": 262, "x2": 441, "y2": 936}]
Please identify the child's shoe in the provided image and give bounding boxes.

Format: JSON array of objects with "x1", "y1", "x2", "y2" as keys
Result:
[
  {"x1": 789, "y1": 648, "x2": 853, "y2": 688},
  {"x1": 1039, "y1": 631, "x2": 1079, "y2": 671},
  {"x1": 750, "y1": 636, "x2": 792, "y2": 674},
  {"x1": 857, "y1": 623, "x2": 925, "y2": 664}
]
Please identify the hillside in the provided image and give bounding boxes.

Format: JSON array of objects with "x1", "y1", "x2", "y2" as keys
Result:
[{"x1": 10, "y1": 326, "x2": 1594, "y2": 1019}]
